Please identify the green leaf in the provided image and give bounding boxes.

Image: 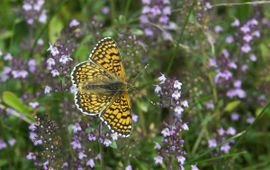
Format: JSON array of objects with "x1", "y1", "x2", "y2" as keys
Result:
[
  {"x1": 0, "y1": 30, "x2": 13, "y2": 40},
  {"x1": 49, "y1": 16, "x2": 64, "y2": 42},
  {"x1": 110, "y1": 141, "x2": 117, "y2": 149},
  {"x1": 224, "y1": 100, "x2": 241, "y2": 112},
  {"x1": 0, "y1": 159, "x2": 8, "y2": 167},
  {"x1": 2, "y1": 91, "x2": 34, "y2": 123}
]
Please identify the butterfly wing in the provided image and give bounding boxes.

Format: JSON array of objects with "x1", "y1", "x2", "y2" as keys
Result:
[
  {"x1": 89, "y1": 37, "x2": 126, "y2": 81},
  {"x1": 71, "y1": 61, "x2": 113, "y2": 115},
  {"x1": 100, "y1": 92, "x2": 132, "y2": 137}
]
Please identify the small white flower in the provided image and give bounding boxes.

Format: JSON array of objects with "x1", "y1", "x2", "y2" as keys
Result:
[
  {"x1": 191, "y1": 165, "x2": 199, "y2": 170},
  {"x1": 226, "y1": 127, "x2": 236, "y2": 135},
  {"x1": 161, "y1": 128, "x2": 171, "y2": 137},
  {"x1": 182, "y1": 123, "x2": 189, "y2": 130},
  {"x1": 44, "y1": 85, "x2": 52, "y2": 94},
  {"x1": 154, "y1": 85, "x2": 162, "y2": 94},
  {"x1": 47, "y1": 43, "x2": 59, "y2": 56},
  {"x1": 154, "y1": 142, "x2": 161, "y2": 150},
  {"x1": 23, "y1": 3, "x2": 32, "y2": 11},
  {"x1": 208, "y1": 138, "x2": 217, "y2": 148},
  {"x1": 174, "y1": 106, "x2": 183, "y2": 116},
  {"x1": 78, "y1": 151, "x2": 87, "y2": 160},
  {"x1": 29, "y1": 102, "x2": 39, "y2": 109},
  {"x1": 172, "y1": 90, "x2": 181, "y2": 100},
  {"x1": 4, "y1": 53, "x2": 12, "y2": 60},
  {"x1": 37, "y1": 39, "x2": 44, "y2": 45},
  {"x1": 174, "y1": 80, "x2": 182, "y2": 89},
  {"x1": 220, "y1": 143, "x2": 231, "y2": 153},
  {"x1": 51, "y1": 69, "x2": 60, "y2": 77},
  {"x1": 177, "y1": 155, "x2": 186, "y2": 165},
  {"x1": 125, "y1": 164, "x2": 132, "y2": 170},
  {"x1": 181, "y1": 100, "x2": 188, "y2": 107},
  {"x1": 154, "y1": 156, "x2": 163, "y2": 165},
  {"x1": 38, "y1": 10, "x2": 47, "y2": 24},
  {"x1": 158, "y1": 73, "x2": 166, "y2": 84},
  {"x1": 111, "y1": 133, "x2": 118, "y2": 140},
  {"x1": 46, "y1": 58, "x2": 55, "y2": 66},
  {"x1": 86, "y1": 159, "x2": 95, "y2": 168},
  {"x1": 70, "y1": 85, "x2": 77, "y2": 94},
  {"x1": 59, "y1": 55, "x2": 73, "y2": 64},
  {"x1": 103, "y1": 139, "x2": 112, "y2": 147},
  {"x1": 69, "y1": 19, "x2": 80, "y2": 27}
]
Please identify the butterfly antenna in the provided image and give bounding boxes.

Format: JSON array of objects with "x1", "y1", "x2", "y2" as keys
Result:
[{"x1": 128, "y1": 64, "x2": 149, "y2": 91}]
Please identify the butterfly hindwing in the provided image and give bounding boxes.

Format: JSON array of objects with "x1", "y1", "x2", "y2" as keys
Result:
[
  {"x1": 75, "y1": 91, "x2": 113, "y2": 115},
  {"x1": 89, "y1": 37, "x2": 126, "y2": 81},
  {"x1": 100, "y1": 92, "x2": 132, "y2": 136}
]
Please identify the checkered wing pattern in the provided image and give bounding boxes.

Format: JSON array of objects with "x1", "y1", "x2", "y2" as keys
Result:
[
  {"x1": 89, "y1": 37, "x2": 126, "y2": 81},
  {"x1": 100, "y1": 92, "x2": 132, "y2": 136}
]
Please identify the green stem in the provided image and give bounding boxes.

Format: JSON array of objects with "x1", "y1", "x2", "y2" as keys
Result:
[
  {"x1": 98, "y1": 123, "x2": 104, "y2": 169},
  {"x1": 166, "y1": 0, "x2": 196, "y2": 74}
]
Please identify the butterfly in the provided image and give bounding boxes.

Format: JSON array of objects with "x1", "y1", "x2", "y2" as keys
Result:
[{"x1": 71, "y1": 37, "x2": 132, "y2": 137}]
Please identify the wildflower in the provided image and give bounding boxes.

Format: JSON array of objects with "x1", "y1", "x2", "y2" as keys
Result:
[
  {"x1": 220, "y1": 143, "x2": 231, "y2": 153},
  {"x1": 111, "y1": 133, "x2": 118, "y2": 140},
  {"x1": 174, "y1": 80, "x2": 182, "y2": 89},
  {"x1": 218, "y1": 128, "x2": 225, "y2": 136},
  {"x1": 71, "y1": 137, "x2": 82, "y2": 150},
  {"x1": 249, "y1": 54, "x2": 257, "y2": 61},
  {"x1": 209, "y1": 57, "x2": 217, "y2": 67},
  {"x1": 243, "y1": 34, "x2": 253, "y2": 42},
  {"x1": 47, "y1": 44, "x2": 59, "y2": 56},
  {"x1": 231, "y1": 112, "x2": 240, "y2": 121},
  {"x1": 132, "y1": 113, "x2": 139, "y2": 123},
  {"x1": 226, "y1": 127, "x2": 236, "y2": 135},
  {"x1": 225, "y1": 36, "x2": 234, "y2": 43},
  {"x1": 29, "y1": 102, "x2": 39, "y2": 109},
  {"x1": 69, "y1": 19, "x2": 80, "y2": 27},
  {"x1": 154, "y1": 156, "x2": 163, "y2": 165},
  {"x1": 177, "y1": 155, "x2": 186, "y2": 165},
  {"x1": 158, "y1": 74, "x2": 166, "y2": 84},
  {"x1": 4, "y1": 53, "x2": 12, "y2": 60},
  {"x1": 44, "y1": 85, "x2": 52, "y2": 94},
  {"x1": 26, "y1": 152, "x2": 36, "y2": 160},
  {"x1": 161, "y1": 128, "x2": 171, "y2": 137},
  {"x1": 51, "y1": 69, "x2": 60, "y2": 77},
  {"x1": 88, "y1": 133, "x2": 97, "y2": 141},
  {"x1": 246, "y1": 116, "x2": 255, "y2": 124},
  {"x1": 154, "y1": 142, "x2": 161, "y2": 150},
  {"x1": 191, "y1": 165, "x2": 199, "y2": 170},
  {"x1": 154, "y1": 85, "x2": 162, "y2": 94},
  {"x1": 174, "y1": 106, "x2": 184, "y2": 116},
  {"x1": 29, "y1": 124, "x2": 37, "y2": 131},
  {"x1": 28, "y1": 59, "x2": 36, "y2": 72},
  {"x1": 214, "y1": 25, "x2": 223, "y2": 33},
  {"x1": 8, "y1": 138, "x2": 16, "y2": 146},
  {"x1": 101, "y1": 6, "x2": 110, "y2": 14},
  {"x1": 231, "y1": 18, "x2": 240, "y2": 27},
  {"x1": 172, "y1": 91, "x2": 181, "y2": 100},
  {"x1": 125, "y1": 165, "x2": 132, "y2": 170},
  {"x1": 0, "y1": 139, "x2": 7, "y2": 150},
  {"x1": 182, "y1": 123, "x2": 189, "y2": 130},
  {"x1": 86, "y1": 159, "x2": 95, "y2": 168},
  {"x1": 59, "y1": 55, "x2": 73, "y2": 64},
  {"x1": 72, "y1": 123, "x2": 82, "y2": 133},
  {"x1": 38, "y1": 10, "x2": 47, "y2": 23},
  {"x1": 103, "y1": 139, "x2": 112, "y2": 147},
  {"x1": 205, "y1": 100, "x2": 214, "y2": 109},
  {"x1": 78, "y1": 151, "x2": 87, "y2": 160},
  {"x1": 208, "y1": 138, "x2": 217, "y2": 148},
  {"x1": 46, "y1": 58, "x2": 56, "y2": 67}
]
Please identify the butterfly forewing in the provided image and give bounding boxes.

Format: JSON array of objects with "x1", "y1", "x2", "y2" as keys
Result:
[{"x1": 89, "y1": 37, "x2": 126, "y2": 81}]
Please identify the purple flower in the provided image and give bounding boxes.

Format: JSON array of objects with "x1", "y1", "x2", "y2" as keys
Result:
[
  {"x1": 172, "y1": 91, "x2": 181, "y2": 100},
  {"x1": 88, "y1": 133, "x2": 97, "y2": 141},
  {"x1": 249, "y1": 54, "x2": 257, "y2": 61},
  {"x1": 11, "y1": 70, "x2": 28, "y2": 79},
  {"x1": 26, "y1": 152, "x2": 36, "y2": 160},
  {"x1": 44, "y1": 85, "x2": 52, "y2": 94},
  {"x1": 101, "y1": 7, "x2": 110, "y2": 14},
  {"x1": 174, "y1": 80, "x2": 182, "y2": 89},
  {"x1": 144, "y1": 28, "x2": 154, "y2": 36},
  {"x1": 225, "y1": 36, "x2": 234, "y2": 44},
  {"x1": 220, "y1": 143, "x2": 231, "y2": 153},
  {"x1": 103, "y1": 139, "x2": 112, "y2": 147},
  {"x1": 226, "y1": 127, "x2": 236, "y2": 135},
  {"x1": 47, "y1": 44, "x2": 59, "y2": 56},
  {"x1": 218, "y1": 128, "x2": 225, "y2": 136},
  {"x1": 174, "y1": 106, "x2": 184, "y2": 116},
  {"x1": 71, "y1": 137, "x2": 82, "y2": 150},
  {"x1": 86, "y1": 159, "x2": 95, "y2": 168},
  {"x1": 231, "y1": 18, "x2": 240, "y2": 27},
  {"x1": 29, "y1": 124, "x2": 37, "y2": 131},
  {"x1": 51, "y1": 69, "x2": 60, "y2": 77},
  {"x1": 69, "y1": 19, "x2": 80, "y2": 27},
  {"x1": 125, "y1": 165, "x2": 132, "y2": 170},
  {"x1": 28, "y1": 59, "x2": 36, "y2": 72},
  {"x1": 208, "y1": 138, "x2": 217, "y2": 148},
  {"x1": 205, "y1": 100, "x2": 214, "y2": 109},
  {"x1": 72, "y1": 123, "x2": 82, "y2": 133},
  {"x1": 8, "y1": 138, "x2": 16, "y2": 146},
  {"x1": 158, "y1": 73, "x2": 166, "y2": 83},
  {"x1": 177, "y1": 155, "x2": 186, "y2": 165},
  {"x1": 154, "y1": 156, "x2": 163, "y2": 165},
  {"x1": 191, "y1": 165, "x2": 199, "y2": 170},
  {"x1": 4, "y1": 53, "x2": 12, "y2": 60},
  {"x1": 154, "y1": 142, "x2": 161, "y2": 150},
  {"x1": 29, "y1": 102, "x2": 39, "y2": 109},
  {"x1": 246, "y1": 116, "x2": 255, "y2": 124},
  {"x1": 214, "y1": 25, "x2": 223, "y2": 33},
  {"x1": 240, "y1": 25, "x2": 250, "y2": 33},
  {"x1": 78, "y1": 151, "x2": 87, "y2": 160},
  {"x1": 231, "y1": 112, "x2": 240, "y2": 121},
  {"x1": 142, "y1": 0, "x2": 151, "y2": 4},
  {"x1": 59, "y1": 55, "x2": 73, "y2": 64},
  {"x1": 132, "y1": 113, "x2": 138, "y2": 123},
  {"x1": 29, "y1": 132, "x2": 38, "y2": 141},
  {"x1": 161, "y1": 128, "x2": 171, "y2": 137},
  {"x1": 243, "y1": 34, "x2": 253, "y2": 42},
  {"x1": 0, "y1": 139, "x2": 7, "y2": 150}
]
